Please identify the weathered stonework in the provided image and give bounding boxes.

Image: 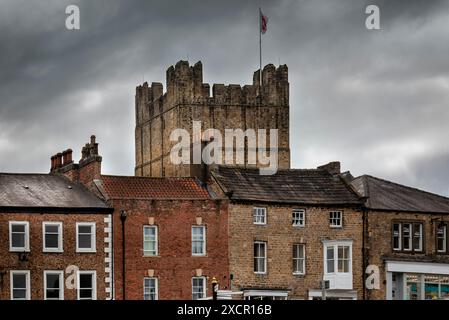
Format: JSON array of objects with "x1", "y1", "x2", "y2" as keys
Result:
[
  {"x1": 135, "y1": 61, "x2": 290, "y2": 178},
  {"x1": 226, "y1": 203, "x2": 364, "y2": 300},
  {"x1": 365, "y1": 211, "x2": 449, "y2": 300}
]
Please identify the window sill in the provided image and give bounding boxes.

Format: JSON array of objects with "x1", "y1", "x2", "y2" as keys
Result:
[
  {"x1": 10, "y1": 248, "x2": 30, "y2": 252},
  {"x1": 392, "y1": 250, "x2": 425, "y2": 254},
  {"x1": 143, "y1": 254, "x2": 160, "y2": 258},
  {"x1": 192, "y1": 254, "x2": 207, "y2": 257},
  {"x1": 324, "y1": 272, "x2": 351, "y2": 275},
  {"x1": 43, "y1": 249, "x2": 64, "y2": 253},
  {"x1": 330, "y1": 225, "x2": 343, "y2": 229},
  {"x1": 292, "y1": 225, "x2": 305, "y2": 228},
  {"x1": 253, "y1": 223, "x2": 267, "y2": 226},
  {"x1": 293, "y1": 272, "x2": 305, "y2": 276},
  {"x1": 76, "y1": 249, "x2": 97, "y2": 253}
]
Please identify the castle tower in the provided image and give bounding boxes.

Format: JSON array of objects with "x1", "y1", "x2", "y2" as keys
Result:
[{"x1": 134, "y1": 60, "x2": 290, "y2": 178}]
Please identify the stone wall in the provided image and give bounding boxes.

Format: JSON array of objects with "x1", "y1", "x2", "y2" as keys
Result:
[
  {"x1": 365, "y1": 211, "x2": 449, "y2": 300},
  {"x1": 227, "y1": 203, "x2": 364, "y2": 299},
  {"x1": 135, "y1": 61, "x2": 290, "y2": 178}
]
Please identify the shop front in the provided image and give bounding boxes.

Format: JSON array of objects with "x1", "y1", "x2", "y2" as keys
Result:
[{"x1": 386, "y1": 261, "x2": 449, "y2": 300}]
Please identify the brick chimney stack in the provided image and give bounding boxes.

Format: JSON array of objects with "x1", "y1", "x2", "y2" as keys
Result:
[
  {"x1": 78, "y1": 135, "x2": 102, "y2": 188},
  {"x1": 49, "y1": 136, "x2": 102, "y2": 189}
]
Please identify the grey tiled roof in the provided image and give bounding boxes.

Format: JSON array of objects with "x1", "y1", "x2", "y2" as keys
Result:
[
  {"x1": 0, "y1": 173, "x2": 109, "y2": 210},
  {"x1": 212, "y1": 166, "x2": 361, "y2": 205},
  {"x1": 351, "y1": 175, "x2": 449, "y2": 214}
]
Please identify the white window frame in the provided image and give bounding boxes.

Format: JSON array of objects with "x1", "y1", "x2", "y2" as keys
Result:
[
  {"x1": 76, "y1": 222, "x2": 96, "y2": 253},
  {"x1": 77, "y1": 270, "x2": 97, "y2": 300},
  {"x1": 329, "y1": 211, "x2": 343, "y2": 228},
  {"x1": 191, "y1": 225, "x2": 206, "y2": 256},
  {"x1": 42, "y1": 222, "x2": 63, "y2": 253},
  {"x1": 143, "y1": 225, "x2": 158, "y2": 256},
  {"x1": 437, "y1": 224, "x2": 447, "y2": 253},
  {"x1": 292, "y1": 209, "x2": 305, "y2": 227},
  {"x1": 44, "y1": 270, "x2": 64, "y2": 300},
  {"x1": 293, "y1": 243, "x2": 306, "y2": 275},
  {"x1": 143, "y1": 277, "x2": 158, "y2": 300},
  {"x1": 192, "y1": 276, "x2": 206, "y2": 300},
  {"x1": 254, "y1": 241, "x2": 267, "y2": 274},
  {"x1": 9, "y1": 221, "x2": 30, "y2": 252},
  {"x1": 10, "y1": 270, "x2": 31, "y2": 300},
  {"x1": 324, "y1": 241, "x2": 352, "y2": 275},
  {"x1": 253, "y1": 207, "x2": 267, "y2": 225}
]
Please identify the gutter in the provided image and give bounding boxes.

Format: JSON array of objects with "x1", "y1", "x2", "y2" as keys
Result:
[{"x1": 0, "y1": 206, "x2": 113, "y2": 214}]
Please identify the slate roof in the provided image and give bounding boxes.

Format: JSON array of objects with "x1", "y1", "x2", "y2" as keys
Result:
[
  {"x1": 211, "y1": 166, "x2": 361, "y2": 205},
  {"x1": 0, "y1": 173, "x2": 109, "y2": 211},
  {"x1": 99, "y1": 175, "x2": 211, "y2": 200},
  {"x1": 350, "y1": 175, "x2": 449, "y2": 214}
]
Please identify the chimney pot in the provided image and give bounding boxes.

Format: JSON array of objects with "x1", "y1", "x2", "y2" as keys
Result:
[
  {"x1": 55, "y1": 153, "x2": 63, "y2": 168},
  {"x1": 62, "y1": 150, "x2": 68, "y2": 165},
  {"x1": 50, "y1": 155, "x2": 56, "y2": 171},
  {"x1": 66, "y1": 149, "x2": 73, "y2": 163}
]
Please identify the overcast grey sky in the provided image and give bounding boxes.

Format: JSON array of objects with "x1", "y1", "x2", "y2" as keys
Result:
[{"x1": 0, "y1": 0, "x2": 448, "y2": 196}]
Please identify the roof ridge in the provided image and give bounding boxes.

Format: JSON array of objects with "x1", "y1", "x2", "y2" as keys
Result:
[
  {"x1": 101, "y1": 174, "x2": 197, "y2": 180},
  {"x1": 0, "y1": 172, "x2": 55, "y2": 176},
  {"x1": 217, "y1": 166, "x2": 330, "y2": 173},
  {"x1": 362, "y1": 174, "x2": 449, "y2": 201}
]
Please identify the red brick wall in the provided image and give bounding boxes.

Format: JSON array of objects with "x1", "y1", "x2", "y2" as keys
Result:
[
  {"x1": 79, "y1": 160, "x2": 102, "y2": 188},
  {"x1": 111, "y1": 198, "x2": 229, "y2": 300},
  {"x1": 0, "y1": 212, "x2": 109, "y2": 300}
]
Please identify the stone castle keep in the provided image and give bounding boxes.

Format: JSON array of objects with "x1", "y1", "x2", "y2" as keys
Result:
[{"x1": 135, "y1": 60, "x2": 291, "y2": 178}]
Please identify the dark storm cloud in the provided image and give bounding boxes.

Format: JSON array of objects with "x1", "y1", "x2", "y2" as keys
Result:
[{"x1": 0, "y1": 0, "x2": 448, "y2": 196}]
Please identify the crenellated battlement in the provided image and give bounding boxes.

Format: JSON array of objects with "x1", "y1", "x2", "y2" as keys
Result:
[
  {"x1": 135, "y1": 61, "x2": 291, "y2": 178},
  {"x1": 135, "y1": 61, "x2": 289, "y2": 124}
]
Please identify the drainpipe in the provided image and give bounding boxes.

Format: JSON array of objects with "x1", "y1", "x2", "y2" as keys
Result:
[
  {"x1": 120, "y1": 210, "x2": 127, "y2": 300},
  {"x1": 362, "y1": 207, "x2": 367, "y2": 300}
]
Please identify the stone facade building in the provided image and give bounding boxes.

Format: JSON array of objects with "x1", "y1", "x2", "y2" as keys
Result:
[
  {"x1": 134, "y1": 61, "x2": 290, "y2": 178},
  {"x1": 347, "y1": 174, "x2": 449, "y2": 300},
  {"x1": 210, "y1": 163, "x2": 365, "y2": 300},
  {"x1": 0, "y1": 172, "x2": 113, "y2": 300}
]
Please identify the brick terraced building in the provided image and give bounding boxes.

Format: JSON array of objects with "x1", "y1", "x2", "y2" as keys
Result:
[
  {"x1": 52, "y1": 136, "x2": 229, "y2": 300},
  {"x1": 211, "y1": 163, "x2": 365, "y2": 300},
  {"x1": 0, "y1": 172, "x2": 113, "y2": 300}
]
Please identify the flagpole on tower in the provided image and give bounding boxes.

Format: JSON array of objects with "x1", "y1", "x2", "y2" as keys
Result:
[{"x1": 259, "y1": 7, "x2": 262, "y2": 89}]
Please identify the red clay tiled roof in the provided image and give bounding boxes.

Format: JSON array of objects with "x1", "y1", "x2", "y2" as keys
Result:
[{"x1": 100, "y1": 175, "x2": 210, "y2": 199}]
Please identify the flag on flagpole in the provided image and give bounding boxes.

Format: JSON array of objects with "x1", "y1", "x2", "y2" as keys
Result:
[{"x1": 260, "y1": 11, "x2": 268, "y2": 34}]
